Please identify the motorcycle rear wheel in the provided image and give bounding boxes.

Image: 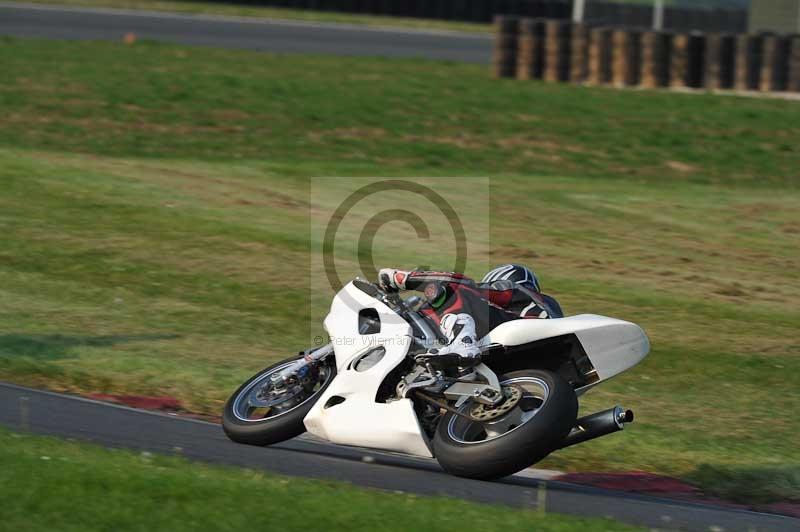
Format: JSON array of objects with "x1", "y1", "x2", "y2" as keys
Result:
[
  {"x1": 432, "y1": 369, "x2": 577, "y2": 480},
  {"x1": 222, "y1": 356, "x2": 335, "y2": 446}
]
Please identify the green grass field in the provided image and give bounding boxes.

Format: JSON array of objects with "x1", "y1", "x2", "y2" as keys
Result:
[
  {"x1": 0, "y1": 428, "x2": 641, "y2": 531},
  {"x1": 0, "y1": 38, "x2": 798, "y2": 503}
]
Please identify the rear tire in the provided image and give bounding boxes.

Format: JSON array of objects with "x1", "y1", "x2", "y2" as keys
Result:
[
  {"x1": 222, "y1": 356, "x2": 335, "y2": 446},
  {"x1": 432, "y1": 369, "x2": 577, "y2": 480}
]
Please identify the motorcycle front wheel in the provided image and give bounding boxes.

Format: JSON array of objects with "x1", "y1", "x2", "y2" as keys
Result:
[
  {"x1": 432, "y1": 369, "x2": 577, "y2": 480},
  {"x1": 222, "y1": 356, "x2": 336, "y2": 446}
]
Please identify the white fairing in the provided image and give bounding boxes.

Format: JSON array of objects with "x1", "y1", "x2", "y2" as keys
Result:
[
  {"x1": 304, "y1": 281, "x2": 648, "y2": 458},
  {"x1": 484, "y1": 314, "x2": 650, "y2": 381},
  {"x1": 303, "y1": 282, "x2": 433, "y2": 457}
]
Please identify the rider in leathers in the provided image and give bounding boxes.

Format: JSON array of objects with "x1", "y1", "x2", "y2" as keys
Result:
[{"x1": 378, "y1": 265, "x2": 562, "y2": 360}]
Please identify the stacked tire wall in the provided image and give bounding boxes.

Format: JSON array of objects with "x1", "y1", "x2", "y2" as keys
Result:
[{"x1": 492, "y1": 15, "x2": 800, "y2": 94}]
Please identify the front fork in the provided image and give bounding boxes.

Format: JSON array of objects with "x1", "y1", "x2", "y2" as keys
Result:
[{"x1": 274, "y1": 343, "x2": 334, "y2": 383}]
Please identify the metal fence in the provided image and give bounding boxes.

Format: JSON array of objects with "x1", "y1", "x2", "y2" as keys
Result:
[
  {"x1": 212, "y1": 0, "x2": 748, "y2": 32},
  {"x1": 582, "y1": 3, "x2": 747, "y2": 33}
]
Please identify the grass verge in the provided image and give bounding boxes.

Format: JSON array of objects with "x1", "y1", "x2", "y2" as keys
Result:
[
  {"x1": 687, "y1": 464, "x2": 800, "y2": 505},
  {"x1": 1, "y1": 40, "x2": 798, "y2": 183},
  {"x1": 0, "y1": 428, "x2": 641, "y2": 532},
  {"x1": 0, "y1": 38, "x2": 798, "y2": 503}
]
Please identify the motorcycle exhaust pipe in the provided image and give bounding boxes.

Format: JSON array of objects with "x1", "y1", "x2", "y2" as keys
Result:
[{"x1": 559, "y1": 406, "x2": 634, "y2": 449}]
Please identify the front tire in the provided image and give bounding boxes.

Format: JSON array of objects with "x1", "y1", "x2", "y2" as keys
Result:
[
  {"x1": 223, "y1": 356, "x2": 335, "y2": 446},
  {"x1": 432, "y1": 369, "x2": 577, "y2": 480}
]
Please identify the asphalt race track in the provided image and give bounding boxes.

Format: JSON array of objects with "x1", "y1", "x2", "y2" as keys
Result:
[
  {"x1": 1, "y1": 382, "x2": 796, "y2": 531},
  {"x1": 0, "y1": 3, "x2": 492, "y2": 62}
]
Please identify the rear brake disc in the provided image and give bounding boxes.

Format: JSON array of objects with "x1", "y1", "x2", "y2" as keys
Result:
[{"x1": 469, "y1": 385, "x2": 522, "y2": 422}]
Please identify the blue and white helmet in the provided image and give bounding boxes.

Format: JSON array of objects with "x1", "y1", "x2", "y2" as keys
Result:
[{"x1": 481, "y1": 264, "x2": 541, "y2": 293}]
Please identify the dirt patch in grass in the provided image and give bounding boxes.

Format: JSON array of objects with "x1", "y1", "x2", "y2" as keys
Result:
[{"x1": 666, "y1": 160, "x2": 697, "y2": 173}]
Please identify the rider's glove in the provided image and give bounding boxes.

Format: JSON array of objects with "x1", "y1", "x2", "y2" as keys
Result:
[{"x1": 378, "y1": 268, "x2": 409, "y2": 292}]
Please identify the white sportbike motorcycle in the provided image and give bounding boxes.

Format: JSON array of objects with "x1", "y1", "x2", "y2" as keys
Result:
[{"x1": 223, "y1": 279, "x2": 650, "y2": 479}]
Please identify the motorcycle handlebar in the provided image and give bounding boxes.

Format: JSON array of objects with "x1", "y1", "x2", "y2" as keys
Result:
[{"x1": 351, "y1": 278, "x2": 449, "y2": 354}]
